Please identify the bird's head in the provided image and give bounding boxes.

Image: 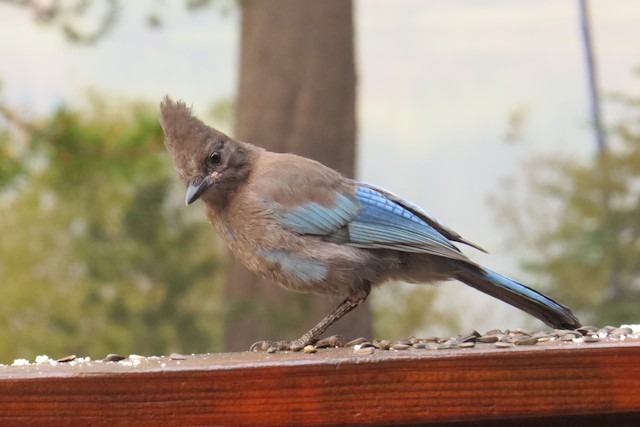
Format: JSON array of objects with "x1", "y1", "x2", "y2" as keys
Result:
[{"x1": 160, "y1": 96, "x2": 254, "y2": 206}]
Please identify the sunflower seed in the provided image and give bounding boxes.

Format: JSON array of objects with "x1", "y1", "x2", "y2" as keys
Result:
[
  {"x1": 104, "y1": 354, "x2": 126, "y2": 362},
  {"x1": 437, "y1": 341, "x2": 452, "y2": 350},
  {"x1": 391, "y1": 344, "x2": 411, "y2": 351},
  {"x1": 169, "y1": 353, "x2": 186, "y2": 360},
  {"x1": 354, "y1": 346, "x2": 375, "y2": 355},
  {"x1": 532, "y1": 331, "x2": 549, "y2": 338},
  {"x1": 346, "y1": 337, "x2": 368, "y2": 347},
  {"x1": 515, "y1": 337, "x2": 539, "y2": 346},
  {"x1": 555, "y1": 329, "x2": 581, "y2": 338},
  {"x1": 495, "y1": 342, "x2": 514, "y2": 349},
  {"x1": 56, "y1": 355, "x2": 76, "y2": 363},
  {"x1": 477, "y1": 335, "x2": 500, "y2": 343},
  {"x1": 460, "y1": 335, "x2": 478, "y2": 343}
]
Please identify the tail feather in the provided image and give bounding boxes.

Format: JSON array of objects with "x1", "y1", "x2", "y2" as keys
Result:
[{"x1": 456, "y1": 267, "x2": 580, "y2": 329}]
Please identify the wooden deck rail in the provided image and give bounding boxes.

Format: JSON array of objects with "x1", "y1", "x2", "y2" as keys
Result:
[{"x1": 1, "y1": 340, "x2": 639, "y2": 426}]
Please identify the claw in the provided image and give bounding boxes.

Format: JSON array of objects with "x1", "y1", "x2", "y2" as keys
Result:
[{"x1": 249, "y1": 340, "x2": 272, "y2": 352}]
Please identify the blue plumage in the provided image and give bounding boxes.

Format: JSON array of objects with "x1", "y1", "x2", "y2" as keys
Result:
[
  {"x1": 260, "y1": 248, "x2": 329, "y2": 282},
  {"x1": 346, "y1": 186, "x2": 461, "y2": 258},
  {"x1": 483, "y1": 269, "x2": 569, "y2": 314},
  {"x1": 278, "y1": 184, "x2": 465, "y2": 260},
  {"x1": 280, "y1": 192, "x2": 360, "y2": 235}
]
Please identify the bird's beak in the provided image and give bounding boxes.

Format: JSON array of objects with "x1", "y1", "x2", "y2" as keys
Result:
[{"x1": 185, "y1": 175, "x2": 213, "y2": 205}]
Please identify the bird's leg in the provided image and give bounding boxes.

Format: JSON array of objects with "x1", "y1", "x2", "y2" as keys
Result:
[
  {"x1": 293, "y1": 288, "x2": 370, "y2": 348},
  {"x1": 251, "y1": 285, "x2": 371, "y2": 352}
]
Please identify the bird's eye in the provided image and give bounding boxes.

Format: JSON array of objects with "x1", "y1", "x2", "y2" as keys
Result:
[{"x1": 209, "y1": 151, "x2": 222, "y2": 165}]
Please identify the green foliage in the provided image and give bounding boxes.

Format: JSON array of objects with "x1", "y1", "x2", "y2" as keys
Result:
[
  {"x1": 0, "y1": 96, "x2": 225, "y2": 362},
  {"x1": 492, "y1": 93, "x2": 640, "y2": 326},
  {"x1": 0, "y1": 131, "x2": 24, "y2": 188}
]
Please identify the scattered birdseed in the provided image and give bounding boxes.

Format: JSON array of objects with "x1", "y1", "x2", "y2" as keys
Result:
[
  {"x1": 494, "y1": 342, "x2": 514, "y2": 349},
  {"x1": 354, "y1": 346, "x2": 375, "y2": 355},
  {"x1": 373, "y1": 340, "x2": 392, "y2": 350},
  {"x1": 477, "y1": 335, "x2": 500, "y2": 343},
  {"x1": 303, "y1": 345, "x2": 317, "y2": 354},
  {"x1": 236, "y1": 324, "x2": 638, "y2": 355},
  {"x1": 459, "y1": 335, "x2": 478, "y2": 343},
  {"x1": 346, "y1": 337, "x2": 367, "y2": 347},
  {"x1": 391, "y1": 344, "x2": 411, "y2": 351},
  {"x1": 515, "y1": 337, "x2": 539, "y2": 346},
  {"x1": 56, "y1": 355, "x2": 76, "y2": 363},
  {"x1": 104, "y1": 354, "x2": 126, "y2": 362},
  {"x1": 353, "y1": 342, "x2": 373, "y2": 351}
]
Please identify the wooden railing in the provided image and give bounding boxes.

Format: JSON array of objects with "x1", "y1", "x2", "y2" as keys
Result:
[{"x1": 1, "y1": 339, "x2": 639, "y2": 425}]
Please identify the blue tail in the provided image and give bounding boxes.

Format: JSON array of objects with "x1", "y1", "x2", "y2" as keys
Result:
[{"x1": 456, "y1": 267, "x2": 580, "y2": 329}]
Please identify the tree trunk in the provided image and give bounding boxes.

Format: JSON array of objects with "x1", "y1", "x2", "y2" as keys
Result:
[{"x1": 225, "y1": 0, "x2": 371, "y2": 351}]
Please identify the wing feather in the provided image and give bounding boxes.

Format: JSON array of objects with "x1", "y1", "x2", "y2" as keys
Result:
[{"x1": 267, "y1": 182, "x2": 470, "y2": 262}]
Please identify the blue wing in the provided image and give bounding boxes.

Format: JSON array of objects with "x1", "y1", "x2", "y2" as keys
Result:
[
  {"x1": 274, "y1": 183, "x2": 469, "y2": 261},
  {"x1": 278, "y1": 192, "x2": 360, "y2": 235}
]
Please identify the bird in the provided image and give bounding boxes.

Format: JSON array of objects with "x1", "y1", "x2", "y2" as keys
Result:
[{"x1": 159, "y1": 96, "x2": 580, "y2": 350}]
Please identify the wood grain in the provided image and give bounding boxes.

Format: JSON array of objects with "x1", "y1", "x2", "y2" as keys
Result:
[{"x1": 0, "y1": 341, "x2": 639, "y2": 426}]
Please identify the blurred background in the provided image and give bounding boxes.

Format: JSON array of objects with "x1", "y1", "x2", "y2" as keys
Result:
[{"x1": 1, "y1": 0, "x2": 639, "y2": 361}]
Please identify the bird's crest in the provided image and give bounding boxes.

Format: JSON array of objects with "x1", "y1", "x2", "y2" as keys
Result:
[
  {"x1": 160, "y1": 96, "x2": 206, "y2": 154},
  {"x1": 159, "y1": 95, "x2": 227, "y2": 183}
]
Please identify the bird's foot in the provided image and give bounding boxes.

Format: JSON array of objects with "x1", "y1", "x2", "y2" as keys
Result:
[{"x1": 249, "y1": 339, "x2": 309, "y2": 353}]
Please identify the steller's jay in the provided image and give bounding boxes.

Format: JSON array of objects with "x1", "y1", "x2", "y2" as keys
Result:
[{"x1": 160, "y1": 96, "x2": 580, "y2": 350}]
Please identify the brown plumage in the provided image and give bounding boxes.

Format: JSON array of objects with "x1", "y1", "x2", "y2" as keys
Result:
[{"x1": 160, "y1": 96, "x2": 580, "y2": 350}]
